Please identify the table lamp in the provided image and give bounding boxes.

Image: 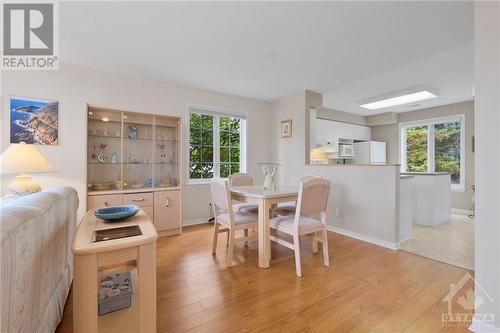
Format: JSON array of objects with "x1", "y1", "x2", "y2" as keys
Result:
[{"x1": 1, "y1": 142, "x2": 54, "y2": 194}]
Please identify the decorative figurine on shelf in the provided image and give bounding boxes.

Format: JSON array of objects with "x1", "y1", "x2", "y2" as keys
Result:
[
  {"x1": 97, "y1": 153, "x2": 106, "y2": 163},
  {"x1": 97, "y1": 143, "x2": 108, "y2": 163},
  {"x1": 144, "y1": 177, "x2": 153, "y2": 188},
  {"x1": 128, "y1": 125, "x2": 137, "y2": 139},
  {"x1": 259, "y1": 163, "x2": 281, "y2": 190},
  {"x1": 111, "y1": 152, "x2": 118, "y2": 164}
]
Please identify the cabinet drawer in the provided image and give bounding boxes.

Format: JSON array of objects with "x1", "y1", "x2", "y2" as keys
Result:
[
  {"x1": 154, "y1": 190, "x2": 180, "y2": 232},
  {"x1": 123, "y1": 192, "x2": 154, "y2": 207},
  {"x1": 87, "y1": 194, "x2": 123, "y2": 210}
]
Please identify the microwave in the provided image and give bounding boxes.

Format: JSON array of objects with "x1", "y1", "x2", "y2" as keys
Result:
[{"x1": 338, "y1": 139, "x2": 355, "y2": 158}]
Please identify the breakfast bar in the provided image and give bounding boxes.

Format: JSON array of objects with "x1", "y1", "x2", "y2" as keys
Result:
[{"x1": 401, "y1": 172, "x2": 452, "y2": 226}]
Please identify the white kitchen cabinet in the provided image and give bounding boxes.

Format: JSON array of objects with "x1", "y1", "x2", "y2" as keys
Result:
[
  {"x1": 315, "y1": 118, "x2": 371, "y2": 146},
  {"x1": 352, "y1": 124, "x2": 371, "y2": 141},
  {"x1": 315, "y1": 119, "x2": 335, "y2": 145}
]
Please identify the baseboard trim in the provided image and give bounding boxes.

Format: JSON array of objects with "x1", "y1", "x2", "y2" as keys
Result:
[
  {"x1": 395, "y1": 236, "x2": 412, "y2": 248},
  {"x1": 469, "y1": 318, "x2": 500, "y2": 333},
  {"x1": 327, "y1": 226, "x2": 398, "y2": 250},
  {"x1": 182, "y1": 217, "x2": 212, "y2": 227},
  {"x1": 452, "y1": 208, "x2": 470, "y2": 215}
]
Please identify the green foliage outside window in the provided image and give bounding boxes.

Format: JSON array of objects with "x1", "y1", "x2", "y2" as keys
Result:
[
  {"x1": 406, "y1": 126, "x2": 428, "y2": 172},
  {"x1": 219, "y1": 116, "x2": 240, "y2": 178},
  {"x1": 190, "y1": 113, "x2": 214, "y2": 179},
  {"x1": 405, "y1": 121, "x2": 461, "y2": 184},
  {"x1": 189, "y1": 113, "x2": 241, "y2": 179},
  {"x1": 435, "y1": 121, "x2": 461, "y2": 184}
]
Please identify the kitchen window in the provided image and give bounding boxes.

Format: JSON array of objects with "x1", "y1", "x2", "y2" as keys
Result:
[
  {"x1": 187, "y1": 107, "x2": 246, "y2": 184},
  {"x1": 400, "y1": 115, "x2": 465, "y2": 191}
]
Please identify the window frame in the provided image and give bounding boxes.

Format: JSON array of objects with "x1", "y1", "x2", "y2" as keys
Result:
[
  {"x1": 399, "y1": 114, "x2": 465, "y2": 192},
  {"x1": 185, "y1": 105, "x2": 247, "y2": 185}
]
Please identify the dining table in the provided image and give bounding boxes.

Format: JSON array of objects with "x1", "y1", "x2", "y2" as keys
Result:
[{"x1": 229, "y1": 185, "x2": 299, "y2": 268}]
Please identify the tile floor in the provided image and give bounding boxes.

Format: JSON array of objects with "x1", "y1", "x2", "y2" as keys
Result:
[{"x1": 399, "y1": 214, "x2": 474, "y2": 270}]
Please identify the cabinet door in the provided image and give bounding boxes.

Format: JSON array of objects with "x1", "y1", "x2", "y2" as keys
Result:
[
  {"x1": 142, "y1": 206, "x2": 154, "y2": 221},
  {"x1": 335, "y1": 121, "x2": 349, "y2": 140},
  {"x1": 153, "y1": 190, "x2": 180, "y2": 232},
  {"x1": 325, "y1": 120, "x2": 335, "y2": 144},
  {"x1": 315, "y1": 119, "x2": 326, "y2": 145},
  {"x1": 87, "y1": 194, "x2": 123, "y2": 211},
  {"x1": 361, "y1": 126, "x2": 372, "y2": 141}
]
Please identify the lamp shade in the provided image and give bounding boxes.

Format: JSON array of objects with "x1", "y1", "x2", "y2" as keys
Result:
[{"x1": 1, "y1": 143, "x2": 54, "y2": 174}]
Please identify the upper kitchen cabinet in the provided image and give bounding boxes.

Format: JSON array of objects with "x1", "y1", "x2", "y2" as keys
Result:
[
  {"x1": 315, "y1": 119, "x2": 335, "y2": 145},
  {"x1": 315, "y1": 118, "x2": 371, "y2": 146}
]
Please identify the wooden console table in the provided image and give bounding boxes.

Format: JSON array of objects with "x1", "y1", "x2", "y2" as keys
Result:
[{"x1": 72, "y1": 209, "x2": 158, "y2": 333}]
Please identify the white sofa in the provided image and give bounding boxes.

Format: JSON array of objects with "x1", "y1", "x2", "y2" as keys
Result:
[{"x1": 1, "y1": 187, "x2": 79, "y2": 333}]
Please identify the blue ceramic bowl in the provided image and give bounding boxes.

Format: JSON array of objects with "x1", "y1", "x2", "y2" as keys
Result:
[{"x1": 94, "y1": 205, "x2": 140, "y2": 222}]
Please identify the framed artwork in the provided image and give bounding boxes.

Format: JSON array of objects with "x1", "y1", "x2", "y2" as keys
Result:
[
  {"x1": 10, "y1": 96, "x2": 59, "y2": 145},
  {"x1": 281, "y1": 119, "x2": 292, "y2": 138}
]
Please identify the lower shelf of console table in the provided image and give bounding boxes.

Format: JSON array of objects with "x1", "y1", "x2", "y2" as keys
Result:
[{"x1": 87, "y1": 188, "x2": 181, "y2": 236}]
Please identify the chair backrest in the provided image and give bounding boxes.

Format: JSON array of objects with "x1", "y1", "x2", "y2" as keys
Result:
[
  {"x1": 300, "y1": 175, "x2": 320, "y2": 182},
  {"x1": 228, "y1": 173, "x2": 253, "y2": 186},
  {"x1": 294, "y1": 178, "x2": 331, "y2": 228},
  {"x1": 210, "y1": 179, "x2": 232, "y2": 218}
]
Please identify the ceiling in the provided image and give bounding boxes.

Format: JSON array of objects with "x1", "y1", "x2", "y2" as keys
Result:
[
  {"x1": 322, "y1": 43, "x2": 474, "y2": 115},
  {"x1": 60, "y1": 1, "x2": 473, "y2": 113}
]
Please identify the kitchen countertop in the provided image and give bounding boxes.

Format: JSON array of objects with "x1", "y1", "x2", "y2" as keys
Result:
[
  {"x1": 401, "y1": 172, "x2": 452, "y2": 176},
  {"x1": 307, "y1": 163, "x2": 401, "y2": 167}
]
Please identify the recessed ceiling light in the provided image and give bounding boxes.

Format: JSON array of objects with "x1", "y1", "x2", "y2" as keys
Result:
[
  {"x1": 102, "y1": 116, "x2": 109, "y2": 122},
  {"x1": 359, "y1": 87, "x2": 438, "y2": 110}
]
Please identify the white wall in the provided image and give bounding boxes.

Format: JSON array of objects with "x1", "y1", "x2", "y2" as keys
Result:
[
  {"x1": 305, "y1": 165, "x2": 400, "y2": 248},
  {"x1": 471, "y1": 2, "x2": 500, "y2": 331},
  {"x1": 270, "y1": 92, "x2": 306, "y2": 186},
  {"x1": 0, "y1": 64, "x2": 272, "y2": 223}
]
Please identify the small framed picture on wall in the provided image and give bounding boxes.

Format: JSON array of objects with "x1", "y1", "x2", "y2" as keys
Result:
[{"x1": 281, "y1": 119, "x2": 292, "y2": 138}]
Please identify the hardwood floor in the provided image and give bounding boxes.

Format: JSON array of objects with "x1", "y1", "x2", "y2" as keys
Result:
[{"x1": 56, "y1": 223, "x2": 472, "y2": 333}]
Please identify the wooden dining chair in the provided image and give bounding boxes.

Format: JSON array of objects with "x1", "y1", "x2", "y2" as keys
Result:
[
  {"x1": 228, "y1": 173, "x2": 258, "y2": 214},
  {"x1": 210, "y1": 179, "x2": 258, "y2": 265},
  {"x1": 269, "y1": 178, "x2": 331, "y2": 277},
  {"x1": 274, "y1": 175, "x2": 320, "y2": 216}
]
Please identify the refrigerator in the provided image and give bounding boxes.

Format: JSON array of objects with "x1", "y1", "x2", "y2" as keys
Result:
[{"x1": 354, "y1": 141, "x2": 386, "y2": 164}]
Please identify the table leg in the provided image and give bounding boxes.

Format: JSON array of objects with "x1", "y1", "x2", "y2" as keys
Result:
[
  {"x1": 73, "y1": 254, "x2": 98, "y2": 333},
  {"x1": 138, "y1": 241, "x2": 157, "y2": 332},
  {"x1": 258, "y1": 199, "x2": 271, "y2": 268}
]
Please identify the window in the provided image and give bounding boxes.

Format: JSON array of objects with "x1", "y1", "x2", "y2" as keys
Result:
[
  {"x1": 188, "y1": 108, "x2": 246, "y2": 183},
  {"x1": 400, "y1": 115, "x2": 465, "y2": 191}
]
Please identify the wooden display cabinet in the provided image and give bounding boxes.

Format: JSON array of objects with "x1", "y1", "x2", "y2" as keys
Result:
[{"x1": 86, "y1": 105, "x2": 182, "y2": 236}]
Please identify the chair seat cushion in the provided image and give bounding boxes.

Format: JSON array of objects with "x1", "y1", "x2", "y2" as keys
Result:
[
  {"x1": 217, "y1": 211, "x2": 258, "y2": 227},
  {"x1": 232, "y1": 203, "x2": 258, "y2": 214},
  {"x1": 269, "y1": 215, "x2": 325, "y2": 235}
]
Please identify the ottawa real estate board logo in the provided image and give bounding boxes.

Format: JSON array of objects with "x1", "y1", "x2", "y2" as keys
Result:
[{"x1": 2, "y1": 1, "x2": 59, "y2": 70}]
